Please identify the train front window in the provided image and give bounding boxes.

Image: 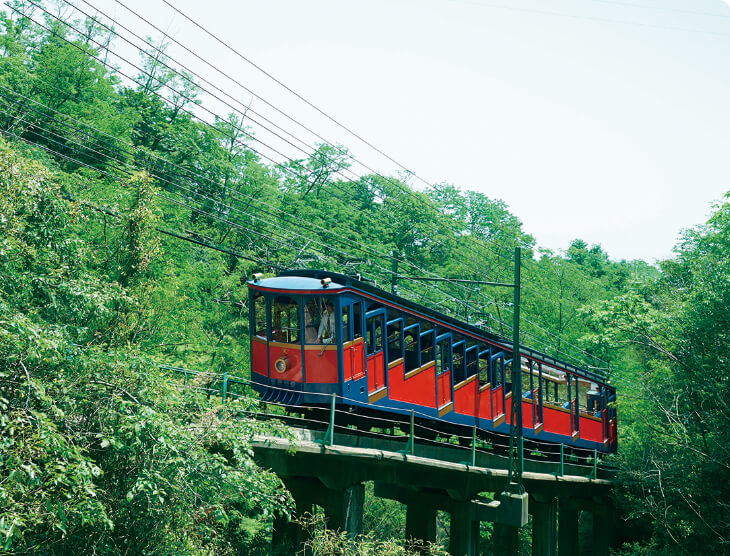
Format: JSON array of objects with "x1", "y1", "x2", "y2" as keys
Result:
[
  {"x1": 353, "y1": 303, "x2": 362, "y2": 339},
  {"x1": 303, "y1": 297, "x2": 336, "y2": 344},
  {"x1": 341, "y1": 305, "x2": 351, "y2": 342},
  {"x1": 366, "y1": 315, "x2": 384, "y2": 356},
  {"x1": 253, "y1": 291, "x2": 267, "y2": 339},
  {"x1": 271, "y1": 296, "x2": 300, "y2": 344}
]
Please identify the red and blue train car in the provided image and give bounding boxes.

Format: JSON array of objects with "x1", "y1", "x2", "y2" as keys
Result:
[{"x1": 248, "y1": 270, "x2": 617, "y2": 453}]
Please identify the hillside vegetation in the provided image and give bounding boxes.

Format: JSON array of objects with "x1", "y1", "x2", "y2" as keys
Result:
[{"x1": 0, "y1": 2, "x2": 728, "y2": 554}]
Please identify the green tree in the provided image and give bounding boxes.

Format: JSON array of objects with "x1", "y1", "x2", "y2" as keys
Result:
[{"x1": 585, "y1": 195, "x2": 730, "y2": 554}]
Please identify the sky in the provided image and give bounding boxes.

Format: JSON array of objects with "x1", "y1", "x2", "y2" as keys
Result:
[{"x1": 67, "y1": 0, "x2": 730, "y2": 262}]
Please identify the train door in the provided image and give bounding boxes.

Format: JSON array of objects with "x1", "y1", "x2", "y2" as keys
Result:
[
  {"x1": 491, "y1": 352, "x2": 507, "y2": 425},
  {"x1": 365, "y1": 309, "x2": 386, "y2": 399},
  {"x1": 435, "y1": 334, "x2": 453, "y2": 414},
  {"x1": 342, "y1": 302, "x2": 365, "y2": 382},
  {"x1": 341, "y1": 300, "x2": 366, "y2": 405},
  {"x1": 532, "y1": 361, "x2": 544, "y2": 432},
  {"x1": 568, "y1": 375, "x2": 580, "y2": 439}
]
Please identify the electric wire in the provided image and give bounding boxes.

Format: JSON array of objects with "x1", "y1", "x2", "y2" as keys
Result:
[
  {"x1": 590, "y1": 0, "x2": 730, "y2": 20},
  {"x1": 0, "y1": 102, "x2": 301, "y2": 255},
  {"x1": 445, "y1": 0, "x2": 730, "y2": 37},
  {"x1": 80, "y1": 0, "x2": 523, "y2": 315},
  {"x1": 0, "y1": 91, "x2": 486, "y2": 324},
  {"x1": 10, "y1": 1, "x2": 492, "y2": 314},
  {"x1": 7, "y1": 0, "x2": 624, "y2": 374},
  {"x1": 0, "y1": 126, "x2": 287, "y2": 270},
  {"x1": 10, "y1": 0, "x2": 521, "y2": 309},
  {"x1": 157, "y1": 0, "x2": 435, "y2": 190},
  {"x1": 84, "y1": 0, "x2": 430, "y2": 196}
]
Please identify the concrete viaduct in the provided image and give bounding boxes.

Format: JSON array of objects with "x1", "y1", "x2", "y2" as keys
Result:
[{"x1": 252, "y1": 427, "x2": 615, "y2": 556}]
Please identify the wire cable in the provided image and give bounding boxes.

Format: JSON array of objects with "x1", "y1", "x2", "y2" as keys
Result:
[{"x1": 9, "y1": 0, "x2": 621, "y2": 372}]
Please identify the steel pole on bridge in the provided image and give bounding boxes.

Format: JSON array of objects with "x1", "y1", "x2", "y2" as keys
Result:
[{"x1": 509, "y1": 246, "x2": 524, "y2": 487}]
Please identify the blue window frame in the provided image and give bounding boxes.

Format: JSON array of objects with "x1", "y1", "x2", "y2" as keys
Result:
[
  {"x1": 386, "y1": 318, "x2": 404, "y2": 364},
  {"x1": 404, "y1": 323, "x2": 420, "y2": 372}
]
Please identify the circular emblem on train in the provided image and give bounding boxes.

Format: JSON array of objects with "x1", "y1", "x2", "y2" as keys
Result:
[{"x1": 275, "y1": 355, "x2": 291, "y2": 374}]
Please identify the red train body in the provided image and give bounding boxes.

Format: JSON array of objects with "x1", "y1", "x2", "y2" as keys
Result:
[{"x1": 248, "y1": 270, "x2": 617, "y2": 453}]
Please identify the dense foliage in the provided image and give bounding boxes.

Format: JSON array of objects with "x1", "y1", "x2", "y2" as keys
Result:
[
  {"x1": 586, "y1": 196, "x2": 730, "y2": 554},
  {"x1": 0, "y1": 2, "x2": 727, "y2": 554}
]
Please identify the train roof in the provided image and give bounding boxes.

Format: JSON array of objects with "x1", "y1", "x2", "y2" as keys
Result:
[
  {"x1": 249, "y1": 275, "x2": 347, "y2": 292},
  {"x1": 248, "y1": 269, "x2": 612, "y2": 387}
]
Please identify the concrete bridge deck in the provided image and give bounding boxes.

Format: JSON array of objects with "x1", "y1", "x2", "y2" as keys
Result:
[{"x1": 252, "y1": 427, "x2": 616, "y2": 555}]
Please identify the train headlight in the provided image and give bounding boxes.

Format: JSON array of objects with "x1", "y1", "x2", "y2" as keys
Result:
[{"x1": 274, "y1": 355, "x2": 291, "y2": 374}]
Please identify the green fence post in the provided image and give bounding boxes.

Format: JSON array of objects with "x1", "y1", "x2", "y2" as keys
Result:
[
  {"x1": 221, "y1": 372, "x2": 228, "y2": 405},
  {"x1": 592, "y1": 448, "x2": 598, "y2": 479},
  {"x1": 325, "y1": 393, "x2": 336, "y2": 446},
  {"x1": 471, "y1": 425, "x2": 477, "y2": 466},
  {"x1": 408, "y1": 410, "x2": 415, "y2": 455},
  {"x1": 560, "y1": 444, "x2": 564, "y2": 477}
]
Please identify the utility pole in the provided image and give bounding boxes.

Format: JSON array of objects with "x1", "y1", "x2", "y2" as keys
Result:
[{"x1": 508, "y1": 247, "x2": 523, "y2": 487}]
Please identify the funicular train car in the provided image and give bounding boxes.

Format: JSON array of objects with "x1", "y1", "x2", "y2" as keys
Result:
[{"x1": 248, "y1": 270, "x2": 617, "y2": 453}]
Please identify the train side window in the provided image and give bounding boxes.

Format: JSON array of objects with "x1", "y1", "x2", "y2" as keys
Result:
[
  {"x1": 353, "y1": 302, "x2": 362, "y2": 339},
  {"x1": 420, "y1": 329, "x2": 434, "y2": 365},
  {"x1": 341, "y1": 305, "x2": 351, "y2": 343},
  {"x1": 303, "y1": 297, "x2": 319, "y2": 344},
  {"x1": 478, "y1": 348, "x2": 491, "y2": 386},
  {"x1": 272, "y1": 296, "x2": 300, "y2": 344},
  {"x1": 387, "y1": 320, "x2": 403, "y2": 363},
  {"x1": 494, "y1": 356, "x2": 504, "y2": 387},
  {"x1": 521, "y1": 358, "x2": 533, "y2": 398},
  {"x1": 253, "y1": 291, "x2": 267, "y2": 339},
  {"x1": 436, "y1": 338, "x2": 451, "y2": 375},
  {"x1": 556, "y1": 379, "x2": 570, "y2": 408},
  {"x1": 366, "y1": 318, "x2": 373, "y2": 354},
  {"x1": 453, "y1": 342, "x2": 465, "y2": 383},
  {"x1": 465, "y1": 346, "x2": 478, "y2": 380},
  {"x1": 366, "y1": 315, "x2": 383, "y2": 356},
  {"x1": 404, "y1": 324, "x2": 419, "y2": 372}
]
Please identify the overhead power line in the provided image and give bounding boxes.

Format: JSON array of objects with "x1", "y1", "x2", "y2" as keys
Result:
[
  {"x1": 5, "y1": 0, "x2": 618, "y2": 372},
  {"x1": 591, "y1": 0, "x2": 730, "y2": 20},
  {"x1": 0, "y1": 126, "x2": 285, "y2": 270},
  {"x1": 157, "y1": 0, "x2": 436, "y2": 189},
  {"x1": 9, "y1": 0, "x2": 503, "y2": 319},
  {"x1": 446, "y1": 0, "x2": 730, "y2": 37}
]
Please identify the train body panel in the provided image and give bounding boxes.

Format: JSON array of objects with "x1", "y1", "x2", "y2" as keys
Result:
[{"x1": 248, "y1": 270, "x2": 618, "y2": 454}]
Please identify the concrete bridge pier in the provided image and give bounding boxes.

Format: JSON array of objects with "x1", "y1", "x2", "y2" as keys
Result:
[
  {"x1": 448, "y1": 501, "x2": 480, "y2": 556},
  {"x1": 531, "y1": 494, "x2": 557, "y2": 556},
  {"x1": 271, "y1": 476, "x2": 365, "y2": 553},
  {"x1": 558, "y1": 497, "x2": 579, "y2": 556},
  {"x1": 555, "y1": 496, "x2": 614, "y2": 556},
  {"x1": 254, "y1": 427, "x2": 612, "y2": 556},
  {"x1": 493, "y1": 522, "x2": 519, "y2": 555},
  {"x1": 405, "y1": 500, "x2": 437, "y2": 549},
  {"x1": 590, "y1": 504, "x2": 612, "y2": 556}
]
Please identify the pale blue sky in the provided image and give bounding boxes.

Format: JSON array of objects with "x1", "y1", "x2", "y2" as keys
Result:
[{"x1": 88, "y1": 0, "x2": 730, "y2": 261}]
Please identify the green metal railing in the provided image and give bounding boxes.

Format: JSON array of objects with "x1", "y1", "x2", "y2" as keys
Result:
[{"x1": 159, "y1": 364, "x2": 610, "y2": 480}]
